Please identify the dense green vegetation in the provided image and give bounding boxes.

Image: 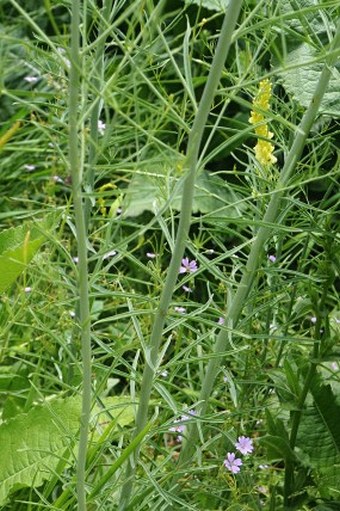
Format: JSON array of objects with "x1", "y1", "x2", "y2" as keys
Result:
[{"x1": 0, "y1": 1, "x2": 339, "y2": 509}]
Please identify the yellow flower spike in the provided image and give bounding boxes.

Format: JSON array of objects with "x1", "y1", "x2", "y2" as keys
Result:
[
  {"x1": 249, "y1": 79, "x2": 277, "y2": 167},
  {"x1": 97, "y1": 183, "x2": 117, "y2": 216}
]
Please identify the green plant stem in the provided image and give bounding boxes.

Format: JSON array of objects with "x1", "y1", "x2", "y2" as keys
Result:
[
  {"x1": 69, "y1": 1, "x2": 92, "y2": 510},
  {"x1": 178, "y1": 17, "x2": 340, "y2": 469},
  {"x1": 118, "y1": 2, "x2": 243, "y2": 509},
  {"x1": 83, "y1": 0, "x2": 113, "y2": 229}
]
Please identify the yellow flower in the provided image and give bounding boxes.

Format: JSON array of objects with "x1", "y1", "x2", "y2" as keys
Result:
[{"x1": 249, "y1": 79, "x2": 277, "y2": 167}]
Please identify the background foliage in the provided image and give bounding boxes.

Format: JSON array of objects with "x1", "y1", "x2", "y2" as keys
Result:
[{"x1": 0, "y1": 0, "x2": 339, "y2": 509}]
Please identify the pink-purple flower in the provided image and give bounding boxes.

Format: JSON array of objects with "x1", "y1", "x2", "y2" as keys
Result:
[
  {"x1": 224, "y1": 452, "x2": 243, "y2": 474},
  {"x1": 170, "y1": 410, "x2": 196, "y2": 441},
  {"x1": 179, "y1": 257, "x2": 198, "y2": 274},
  {"x1": 235, "y1": 436, "x2": 254, "y2": 455}
]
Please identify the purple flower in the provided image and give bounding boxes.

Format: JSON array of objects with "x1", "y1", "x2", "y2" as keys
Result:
[
  {"x1": 218, "y1": 317, "x2": 225, "y2": 325},
  {"x1": 179, "y1": 257, "x2": 198, "y2": 274},
  {"x1": 224, "y1": 452, "x2": 243, "y2": 474},
  {"x1": 268, "y1": 255, "x2": 276, "y2": 263},
  {"x1": 170, "y1": 410, "x2": 196, "y2": 441},
  {"x1": 235, "y1": 436, "x2": 253, "y2": 455}
]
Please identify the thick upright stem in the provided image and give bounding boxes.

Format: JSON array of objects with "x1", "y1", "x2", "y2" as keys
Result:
[
  {"x1": 118, "y1": 2, "x2": 243, "y2": 508},
  {"x1": 69, "y1": 1, "x2": 92, "y2": 510}
]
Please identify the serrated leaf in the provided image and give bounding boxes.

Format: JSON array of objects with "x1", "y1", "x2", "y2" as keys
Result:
[
  {"x1": 184, "y1": 0, "x2": 229, "y2": 11},
  {"x1": 0, "y1": 398, "x2": 81, "y2": 506},
  {"x1": 0, "y1": 221, "x2": 48, "y2": 293},
  {"x1": 276, "y1": 42, "x2": 340, "y2": 117}
]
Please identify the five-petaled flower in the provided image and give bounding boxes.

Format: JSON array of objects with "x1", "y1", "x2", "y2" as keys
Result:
[
  {"x1": 235, "y1": 436, "x2": 254, "y2": 455},
  {"x1": 179, "y1": 257, "x2": 198, "y2": 274},
  {"x1": 224, "y1": 452, "x2": 243, "y2": 474}
]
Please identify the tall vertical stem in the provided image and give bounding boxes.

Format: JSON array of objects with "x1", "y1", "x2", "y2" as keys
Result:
[
  {"x1": 69, "y1": 1, "x2": 92, "y2": 509},
  {"x1": 118, "y1": 2, "x2": 243, "y2": 508}
]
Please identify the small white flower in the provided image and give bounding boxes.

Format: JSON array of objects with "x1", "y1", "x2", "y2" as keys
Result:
[
  {"x1": 24, "y1": 76, "x2": 39, "y2": 84},
  {"x1": 102, "y1": 249, "x2": 117, "y2": 260},
  {"x1": 98, "y1": 120, "x2": 106, "y2": 135},
  {"x1": 24, "y1": 164, "x2": 36, "y2": 171},
  {"x1": 174, "y1": 306, "x2": 186, "y2": 314},
  {"x1": 182, "y1": 285, "x2": 192, "y2": 293},
  {"x1": 52, "y1": 175, "x2": 64, "y2": 183}
]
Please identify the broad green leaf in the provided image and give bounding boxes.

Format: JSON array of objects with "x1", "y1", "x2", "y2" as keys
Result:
[
  {"x1": 0, "y1": 397, "x2": 81, "y2": 506},
  {"x1": 276, "y1": 42, "x2": 340, "y2": 117},
  {"x1": 184, "y1": 0, "x2": 229, "y2": 10},
  {"x1": 260, "y1": 435, "x2": 296, "y2": 462},
  {"x1": 123, "y1": 163, "x2": 241, "y2": 219},
  {"x1": 0, "y1": 221, "x2": 48, "y2": 293},
  {"x1": 278, "y1": 0, "x2": 336, "y2": 38},
  {"x1": 297, "y1": 383, "x2": 340, "y2": 498},
  {"x1": 0, "y1": 395, "x2": 136, "y2": 506},
  {"x1": 93, "y1": 396, "x2": 136, "y2": 435}
]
